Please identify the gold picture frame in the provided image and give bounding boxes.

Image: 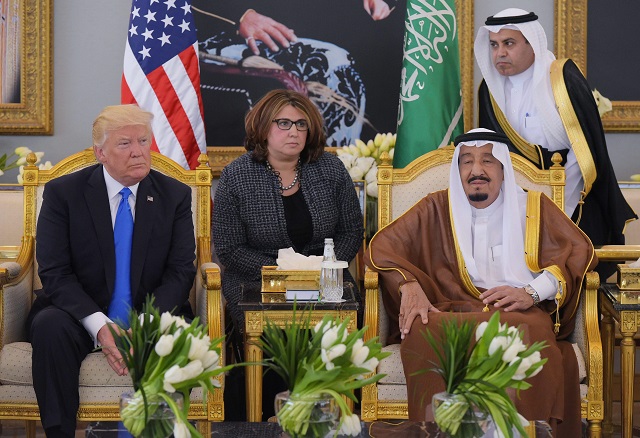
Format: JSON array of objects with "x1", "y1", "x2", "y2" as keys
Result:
[
  {"x1": 0, "y1": 0, "x2": 53, "y2": 134},
  {"x1": 206, "y1": 1, "x2": 474, "y2": 174},
  {"x1": 556, "y1": 0, "x2": 640, "y2": 132}
]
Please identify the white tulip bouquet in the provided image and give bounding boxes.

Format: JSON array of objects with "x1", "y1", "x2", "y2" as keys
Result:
[
  {"x1": 421, "y1": 312, "x2": 547, "y2": 438},
  {"x1": 261, "y1": 311, "x2": 390, "y2": 437},
  {"x1": 112, "y1": 297, "x2": 232, "y2": 438},
  {"x1": 337, "y1": 132, "x2": 396, "y2": 199},
  {"x1": 337, "y1": 133, "x2": 396, "y2": 241}
]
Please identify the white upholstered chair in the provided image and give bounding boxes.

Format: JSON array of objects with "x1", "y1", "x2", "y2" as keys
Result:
[
  {"x1": 0, "y1": 185, "x2": 24, "y2": 248},
  {"x1": 0, "y1": 150, "x2": 224, "y2": 436},
  {"x1": 360, "y1": 148, "x2": 604, "y2": 438}
]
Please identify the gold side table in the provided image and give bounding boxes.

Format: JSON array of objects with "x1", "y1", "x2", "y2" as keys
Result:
[
  {"x1": 239, "y1": 282, "x2": 359, "y2": 422},
  {"x1": 600, "y1": 283, "x2": 640, "y2": 438}
]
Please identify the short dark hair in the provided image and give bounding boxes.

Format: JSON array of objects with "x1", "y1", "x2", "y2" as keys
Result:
[{"x1": 244, "y1": 89, "x2": 326, "y2": 163}]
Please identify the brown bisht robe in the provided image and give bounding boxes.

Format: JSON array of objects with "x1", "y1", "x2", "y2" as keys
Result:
[{"x1": 365, "y1": 189, "x2": 596, "y2": 437}]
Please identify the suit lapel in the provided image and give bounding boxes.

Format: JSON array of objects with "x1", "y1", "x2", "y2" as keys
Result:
[
  {"x1": 131, "y1": 174, "x2": 157, "y2": 303},
  {"x1": 85, "y1": 166, "x2": 116, "y2": 295}
]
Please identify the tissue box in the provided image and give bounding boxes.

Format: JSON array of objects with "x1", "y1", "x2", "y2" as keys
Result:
[
  {"x1": 617, "y1": 264, "x2": 640, "y2": 290},
  {"x1": 261, "y1": 266, "x2": 320, "y2": 302}
]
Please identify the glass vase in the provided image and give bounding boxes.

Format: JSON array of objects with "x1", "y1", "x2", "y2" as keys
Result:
[
  {"x1": 365, "y1": 196, "x2": 378, "y2": 243},
  {"x1": 119, "y1": 390, "x2": 184, "y2": 438},
  {"x1": 274, "y1": 390, "x2": 339, "y2": 438},
  {"x1": 432, "y1": 392, "x2": 493, "y2": 438}
]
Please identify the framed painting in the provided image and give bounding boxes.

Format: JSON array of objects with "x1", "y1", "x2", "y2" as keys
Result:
[
  {"x1": 204, "y1": 0, "x2": 474, "y2": 175},
  {"x1": 0, "y1": 0, "x2": 53, "y2": 134},
  {"x1": 556, "y1": 0, "x2": 640, "y2": 132}
]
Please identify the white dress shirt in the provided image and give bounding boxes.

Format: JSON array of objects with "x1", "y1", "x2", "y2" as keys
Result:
[{"x1": 79, "y1": 168, "x2": 140, "y2": 346}]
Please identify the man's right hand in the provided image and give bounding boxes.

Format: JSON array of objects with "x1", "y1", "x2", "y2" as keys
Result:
[
  {"x1": 97, "y1": 323, "x2": 128, "y2": 376},
  {"x1": 238, "y1": 10, "x2": 297, "y2": 55},
  {"x1": 363, "y1": 0, "x2": 392, "y2": 20},
  {"x1": 399, "y1": 281, "x2": 440, "y2": 340}
]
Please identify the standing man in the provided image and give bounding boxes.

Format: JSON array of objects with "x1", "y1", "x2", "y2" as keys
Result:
[
  {"x1": 366, "y1": 129, "x2": 595, "y2": 436},
  {"x1": 27, "y1": 104, "x2": 196, "y2": 437},
  {"x1": 475, "y1": 8, "x2": 636, "y2": 277}
]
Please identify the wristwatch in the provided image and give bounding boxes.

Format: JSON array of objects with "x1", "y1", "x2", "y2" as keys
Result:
[{"x1": 524, "y1": 284, "x2": 540, "y2": 306}]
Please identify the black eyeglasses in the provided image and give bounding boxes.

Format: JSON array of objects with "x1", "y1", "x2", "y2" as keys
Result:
[{"x1": 272, "y1": 119, "x2": 309, "y2": 131}]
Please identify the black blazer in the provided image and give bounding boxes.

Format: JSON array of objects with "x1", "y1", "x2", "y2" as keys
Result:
[{"x1": 30, "y1": 164, "x2": 196, "y2": 322}]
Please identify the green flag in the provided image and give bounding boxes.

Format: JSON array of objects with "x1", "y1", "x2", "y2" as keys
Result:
[{"x1": 394, "y1": 0, "x2": 464, "y2": 168}]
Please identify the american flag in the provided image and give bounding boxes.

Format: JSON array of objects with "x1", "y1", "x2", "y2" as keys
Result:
[{"x1": 122, "y1": 0, "x2": 206, "y2": 170}]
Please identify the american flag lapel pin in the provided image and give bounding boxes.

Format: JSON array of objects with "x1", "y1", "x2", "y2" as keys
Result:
[{"x1": 147, "y1": 196, "x2": 154, "y2": 202}]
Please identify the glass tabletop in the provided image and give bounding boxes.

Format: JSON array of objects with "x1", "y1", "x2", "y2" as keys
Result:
[
  {"x1": 238, "y1": 281, "x2": 359, "y2": 312},
  {"x1": 600, "y1": 282, "x2": 640, "y2": 311}
]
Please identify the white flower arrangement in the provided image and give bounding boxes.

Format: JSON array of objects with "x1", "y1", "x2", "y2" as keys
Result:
[
  {"x1": 422, "y1": 312, "x2": 547, "y2": 438},
  {"x1": 113, "y1": 297, "x2": 232, "y2": 438},
  {"x1": 0, "y1": 147, "x2": 51, "y2": 182},
  {"x1": 337, "y1": 132, "x2": 396, "y2": 198},
  {"x1": 261, "y1": 311, "x2": 390, "y2": 437},
  {"x1": 592, "y1": 89, "x2": 612, "y2": 117}
]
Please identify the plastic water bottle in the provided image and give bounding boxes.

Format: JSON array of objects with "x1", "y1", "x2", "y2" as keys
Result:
[
  {"x1": 319, "y1": 239, "x2": 348, "y2": 301},
  {"x1": 319, "y1": 238, "x2": 336, "y2": 300}
]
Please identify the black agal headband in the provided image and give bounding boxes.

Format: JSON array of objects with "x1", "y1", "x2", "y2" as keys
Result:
[
  {"x1": 454, "y1": 132, "x2": 510, "y2": 147},
  {"x1": 485, "y1": 12, "x2": 538, "y2": 26}
]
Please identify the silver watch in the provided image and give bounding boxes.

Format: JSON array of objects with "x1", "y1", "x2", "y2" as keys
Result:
[{"x1": 524, "y1": 284, "x2": 540, "y2": 306}]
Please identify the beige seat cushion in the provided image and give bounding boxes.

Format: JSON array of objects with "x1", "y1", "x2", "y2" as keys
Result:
[
  {"x1": 378, "y1": 344, "x2": 404, "y2": 385},
  {"x1": 0, "y1": 342, "x2": 130, "y2": 387},
  {"x1": 0, "y1": 342, "x2": 205, "y2": 405}
]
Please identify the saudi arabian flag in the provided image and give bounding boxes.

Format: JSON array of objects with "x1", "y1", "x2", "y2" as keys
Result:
[{"x1": 394, "y1": 0, "x2": 464, "y2": 168}]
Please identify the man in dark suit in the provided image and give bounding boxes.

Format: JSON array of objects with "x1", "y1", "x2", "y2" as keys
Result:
[{"x1": 27, "y1": 104, "x2": 196, "y2": 437}]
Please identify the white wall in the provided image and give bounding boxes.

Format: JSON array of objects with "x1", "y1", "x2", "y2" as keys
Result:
[
  {"x1": 0, "y1": 1, "x2": 131, "y2": 181},
  {"x1": 0, "y1": 1, "x2": 638, "y2": 182}
]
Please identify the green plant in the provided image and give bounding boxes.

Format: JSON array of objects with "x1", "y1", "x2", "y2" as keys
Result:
[
  {"x1": 260, "y1": 307, "x2": 390, "y2": 437},
  {"x1": 419, "y1": 312, "x2": 547, "y2": 438},
  {"x1": 111, "y1": 297, "x2": 233, "y2": 438}
]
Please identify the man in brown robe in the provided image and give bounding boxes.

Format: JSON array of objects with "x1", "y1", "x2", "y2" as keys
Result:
[{"x1": 365, "y1": 129, "x2": 596, "y2": 436}]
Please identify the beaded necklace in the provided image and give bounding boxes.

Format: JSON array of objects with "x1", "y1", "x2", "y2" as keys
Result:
[{"x1": 266, "y1": 159, "x2": 301, "y2": 192}]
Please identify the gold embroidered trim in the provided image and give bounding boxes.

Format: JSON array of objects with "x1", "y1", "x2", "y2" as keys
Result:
[
  {"x1": 550, "y1": 59, "x2": 596, "y2": 200},
  {"x1": 525, "y1": 191, "x2": 566, "y2": 334},
  {"x1": 448, "y1": 190, "x2": 481, "y2": 298},
  {"x1": 564, "y1": 213, "x2": 596, "y2": 322},
  {"x1": 367, "y1": 201, "x2": 423, "y2": 295},
  {"x1": 490, "y1": 94, "x2": 544, "y2": 167}
]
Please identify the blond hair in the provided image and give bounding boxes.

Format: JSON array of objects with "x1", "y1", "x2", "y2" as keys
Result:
[{"x1": 92, "y1": 104, "x2": 154, "y2": 148}]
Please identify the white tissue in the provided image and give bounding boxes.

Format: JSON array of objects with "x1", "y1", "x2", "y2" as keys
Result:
[
  {"x1": 629, "y1": 256, "x2": 640, "y2": 268},
  {"x1": 276, "y1": 247, "x2": 323, "y2": 270}
]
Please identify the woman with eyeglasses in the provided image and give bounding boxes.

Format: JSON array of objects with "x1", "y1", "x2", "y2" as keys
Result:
[
  {"x1": 213, "y1": 89, "x2": 364, "y2": 419},
  {"x1": 213, "y1": 89, "x2": 364, "y2": 323}
]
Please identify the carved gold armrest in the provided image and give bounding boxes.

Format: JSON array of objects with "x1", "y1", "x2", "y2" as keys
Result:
[
  {"x1": 363, "y1": 268, "x2": 379, "y2": 343},
  {"x1": 583, "y1": 271, "x2": 604, "y2": 420}
]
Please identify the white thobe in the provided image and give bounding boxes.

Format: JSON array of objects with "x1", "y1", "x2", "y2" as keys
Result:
[
  {"x1": 470, "y1": 191, "x2": 558, "y2": 301},
  {"x1": 503, "y1": 66, "x2": 582, "y2": 218}
]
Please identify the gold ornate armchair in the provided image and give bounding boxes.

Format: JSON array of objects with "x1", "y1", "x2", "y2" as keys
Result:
[
  {"x1": 361, "y1": 148, "x2": 604, "y2": 437},
  {"x1": 0, "y1": 149, "x2": 224, "y2": 436},
  {"x1": 593, "y1": 244, "x2": 640, "y2": 436}
]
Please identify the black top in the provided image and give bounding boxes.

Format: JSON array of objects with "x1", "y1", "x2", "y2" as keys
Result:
[{"x1": 282, "y1": 189, "x2": 314, "y2": 254}]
